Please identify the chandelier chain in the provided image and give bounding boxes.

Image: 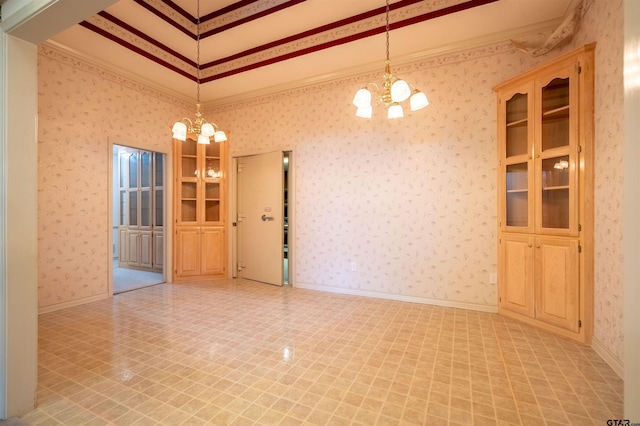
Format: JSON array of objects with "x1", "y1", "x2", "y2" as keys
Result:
[
  {"x1": 385, "y1": 0, "x2": 390, "y2": 61},
  {"x1": 196, "y1": 0, "x2": 201, "y2": 104}
]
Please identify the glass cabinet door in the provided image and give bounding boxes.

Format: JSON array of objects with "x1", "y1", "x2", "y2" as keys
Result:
[
  {"x1": 179, "y1": 139, "x2": 198, "y2": 223},
  {"x1": 203, "y1": 143, "x2": 222, "y2": 224},
  {"x1": 536, "y1": 73, "x2": 578, "y2": 235},
  {"x1": 502, "y1": 87, "x2": 533, "y2": 231}
]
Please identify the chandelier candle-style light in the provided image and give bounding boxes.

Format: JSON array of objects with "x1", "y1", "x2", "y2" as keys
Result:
[
  {"x1": 172, "y1": 0, "x2": 227, "y2": 144},
  {"x1": 353, "y1": 0, "x2": 429, "y2": 119}
]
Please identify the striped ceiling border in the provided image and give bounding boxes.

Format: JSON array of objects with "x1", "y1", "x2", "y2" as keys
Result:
[{"x1": 79, "y1": 0, "x2": 498, "y2": 83}]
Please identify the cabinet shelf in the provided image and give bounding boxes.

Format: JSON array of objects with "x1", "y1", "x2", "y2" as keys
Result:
[
  {"x1": 542, "y1": 105, "x2": 569, "y2": 117},
  {"x1": 542, "y1": 185, "x2": 569, "y2": 191},
  {"x1": 507, "y1": 189, "x2": 528, "y2": 193},
  {"x1": 506, "y1": 118, "x2": 528, "y2": 127}
]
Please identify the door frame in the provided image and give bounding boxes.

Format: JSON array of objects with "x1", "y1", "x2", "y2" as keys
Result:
[
  {"x1": 229, "y1": 150, "x2": 295, "y2": 286},
  {"x1": 108, "y1": 139, "x2": 173, "y2": 295}
]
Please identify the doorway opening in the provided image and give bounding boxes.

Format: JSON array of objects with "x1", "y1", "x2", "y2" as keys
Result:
[
  {"x1": 234, "y1": 151, "x2": 292, "y2": 286},
  {"x1": 112, "y1": 144, "x2": 165, "y2": 294}
]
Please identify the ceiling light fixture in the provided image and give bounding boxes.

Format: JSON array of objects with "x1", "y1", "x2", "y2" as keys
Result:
[
  {"x1": 172, "y1": 0, "x2": 227, "y2": 144},
  {"x1": 353, "y1": 0, "x2": 429, "y2": 119}
]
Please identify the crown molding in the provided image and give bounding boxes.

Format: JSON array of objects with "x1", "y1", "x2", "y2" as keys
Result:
[{"x1": 38, "y1": 16, "x2": 561, "y2": 115}]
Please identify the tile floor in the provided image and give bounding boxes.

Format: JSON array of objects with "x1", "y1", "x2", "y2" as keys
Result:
[{"x1": 16, "y1": 279, "x2": 622, "y2": 425}]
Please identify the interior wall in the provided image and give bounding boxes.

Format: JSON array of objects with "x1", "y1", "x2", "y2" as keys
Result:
[
  {"x1": 33, "y1": 0, "x2": 626, "y2": 371},
  {"x1": 36, "y1": 43, "x2": 185, "y2": 312},
  {"x1": 4, "y1": 33, "x2": 38, "y2": 419},
  {"x1": 210, "y1": 0, "x2": 625, "y2": 366},
  {"x1": 211, "y1": 43, "x2": 542, "y2": 311}
]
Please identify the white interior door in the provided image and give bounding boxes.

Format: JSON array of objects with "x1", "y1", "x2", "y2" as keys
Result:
[{"x1": 237, "y1": 151, "x2": 284, "y2": 285}]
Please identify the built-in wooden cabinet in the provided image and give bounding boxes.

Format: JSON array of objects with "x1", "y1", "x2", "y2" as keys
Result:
[
  {"x1": 173, "y1": 138, "x2": 227, "y2": 281},
  {"x1": 118, "y1": 149, "x2": 163, "y2": 272},
  {"x1": 495, "y1": 44, "x2": 594, "y2": 344}
]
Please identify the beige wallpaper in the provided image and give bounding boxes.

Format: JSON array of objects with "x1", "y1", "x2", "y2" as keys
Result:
[
  {"x1": 36, "y1": 0, "x2": 624, "y2": 365},
  {"x1": 212, "y1": 43, "x2": 540, "y2": 309},
  {"x1": 37, "y1": 44, "x2": 187, "y2": 310}
]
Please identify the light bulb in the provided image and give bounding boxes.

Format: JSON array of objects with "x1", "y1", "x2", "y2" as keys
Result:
[
  {"x1": 387, "y1": 103, "x2": 404, "y2": 119},
  {"x1": 410, "y1": 90, "x2": 429, "y2": 111},
  {"x1": 214, "y1": 130, "x2": 227, "y2": 143},
  {"x1": 353, "y1": 88, "x2": 372, "y2": 108},
  {"x1": 172, "y1": 122, "x2": 187, "y2": 141},
  {"x1": 197, "y1": 134, "x2": 210, "y2": 145},
  {"x1": 355, "y1": 105, "x2": 373, "y2": 118},
  {"x1": 200, "y1": 123, "x2": 215, "y2": 137},
  {"x1": 391, "y1": 79, "x2": 411, "y2": 102}
]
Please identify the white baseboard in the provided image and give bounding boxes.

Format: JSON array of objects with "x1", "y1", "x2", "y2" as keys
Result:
[
  {"x1": 294, "y1": 283, "x2": 498, "y2": 313},
  {"x1": 38, "y1": 293, "x2": 109, "y2": 315},
  {"x1": 591, "y1": 336, "x2": 624, "y2": 378}
]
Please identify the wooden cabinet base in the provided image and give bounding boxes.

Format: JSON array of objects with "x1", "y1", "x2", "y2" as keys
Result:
[{"x1": 498, "y1": 307, "x2": 591, "y2": 345}]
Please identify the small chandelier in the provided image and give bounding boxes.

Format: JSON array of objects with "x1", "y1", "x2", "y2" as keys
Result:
[
  {"x1": 172, "y1": 0, "x2": 227, "y2": 144},
  {"x1": 353, "y1": 0, "x2": 429, "y2": 119}
]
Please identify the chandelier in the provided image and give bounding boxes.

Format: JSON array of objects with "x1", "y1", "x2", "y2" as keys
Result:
[
  {"x1": 172, "y1": 0, "x2": 227, "y2": 144},
  {"x1": 352, "y1": 0, "x2": 429, "y2": 119}
]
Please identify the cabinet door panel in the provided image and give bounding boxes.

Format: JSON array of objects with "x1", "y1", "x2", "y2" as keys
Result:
[
  {"x1": 118, "y1": 228, "x2": 128, "y2": 265},
  {"x1": 153, "y1": 232, "x2": 164, "y2": 269},
  {"x1": 535, "y1": 237, "x2": 579, "y2": 332},
  {"x1": 139, "y1": 231, "x2": 153, "y2": 268},
  {"x1": 127, "y1": 231, "x2": 139, "y2": 265},
  {"x1": 499, "y1": 235, "x2": 535, "y2": 317},
  {"x1": 201, "y1": 227, "x2": 225, "y2": 275},
  {"x1": 175, "y1": 228, "x2": 200, "y2": 276}
]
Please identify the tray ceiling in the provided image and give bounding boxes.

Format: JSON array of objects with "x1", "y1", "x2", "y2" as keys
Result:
[{"x1": 46, "y1": 0, "x2": 577, "y2": 105}]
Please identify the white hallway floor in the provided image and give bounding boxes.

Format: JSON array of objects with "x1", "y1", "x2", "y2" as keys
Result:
[{"x1": 113, "y1": 260, "x2": 164, "y2": 294}]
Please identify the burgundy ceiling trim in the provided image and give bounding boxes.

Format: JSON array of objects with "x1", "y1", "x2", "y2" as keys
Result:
[
  {"x1": 201, "y1": 0, "x2": 498, "y2": 80},
  {"x1": 79, "y1": 20, "x2": 196, "y2": 82},
  {"x1": 201, "y1": 0, "x2": 307, "y2": 38},
  {"x1": 98, "y1": 11, "x2": 195, "y2": 68},
  {"x1": 132, "y1": 0, "x2": 306, "y2": 41},
  {"x1": 133, "y1": 0, "x2": 195, "y2": 39},
  {"x1": 203, "y1": 0, "x2": 422, "y2": 66}
]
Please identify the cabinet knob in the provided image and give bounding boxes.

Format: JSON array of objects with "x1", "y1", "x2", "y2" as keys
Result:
[
  {"x1": 536, "y1": 244, "x2": 540, "y2": 248},
  {"x1": 535, "y1": 154, "x2": 540, "y2": 158},
  {"x1": 528, "y1": 243, "x2": 532, "y2": 248}
]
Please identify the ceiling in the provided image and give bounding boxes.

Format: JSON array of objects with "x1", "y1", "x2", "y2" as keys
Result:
[{"x1": 46, "y1": 0, "x2": 578, "y2": 106}]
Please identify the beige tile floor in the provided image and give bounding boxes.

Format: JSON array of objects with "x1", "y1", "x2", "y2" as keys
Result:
[{"x1": 17, "y1": 279, "x2": 622, "y2": 425}]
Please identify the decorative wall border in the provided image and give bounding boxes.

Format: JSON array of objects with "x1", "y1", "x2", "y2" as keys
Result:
[
  {"x1": 38, "y1": 41, "x2": 193, "y2": 111},
  {"x1": 39, "y1": 35, "x2": 519, "y2": 116},
  {"x1": 206, "y1": 39, "x2": 517, "y2": 114}
]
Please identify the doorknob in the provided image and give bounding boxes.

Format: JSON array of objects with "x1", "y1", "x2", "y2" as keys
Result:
[{"x1": 261, "y1": 215, "x2": 275, "y2": 222}]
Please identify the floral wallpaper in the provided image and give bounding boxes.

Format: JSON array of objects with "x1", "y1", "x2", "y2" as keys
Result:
[
  {"x1": 211, "y1": 42, "x2": 539, "y2": 309},
  {"x1": 37, "y1": 43, "x2": 189, "y2": 310},
  {"x1": 36, "y1": 0, "x2": 624, "y2": 367}
]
